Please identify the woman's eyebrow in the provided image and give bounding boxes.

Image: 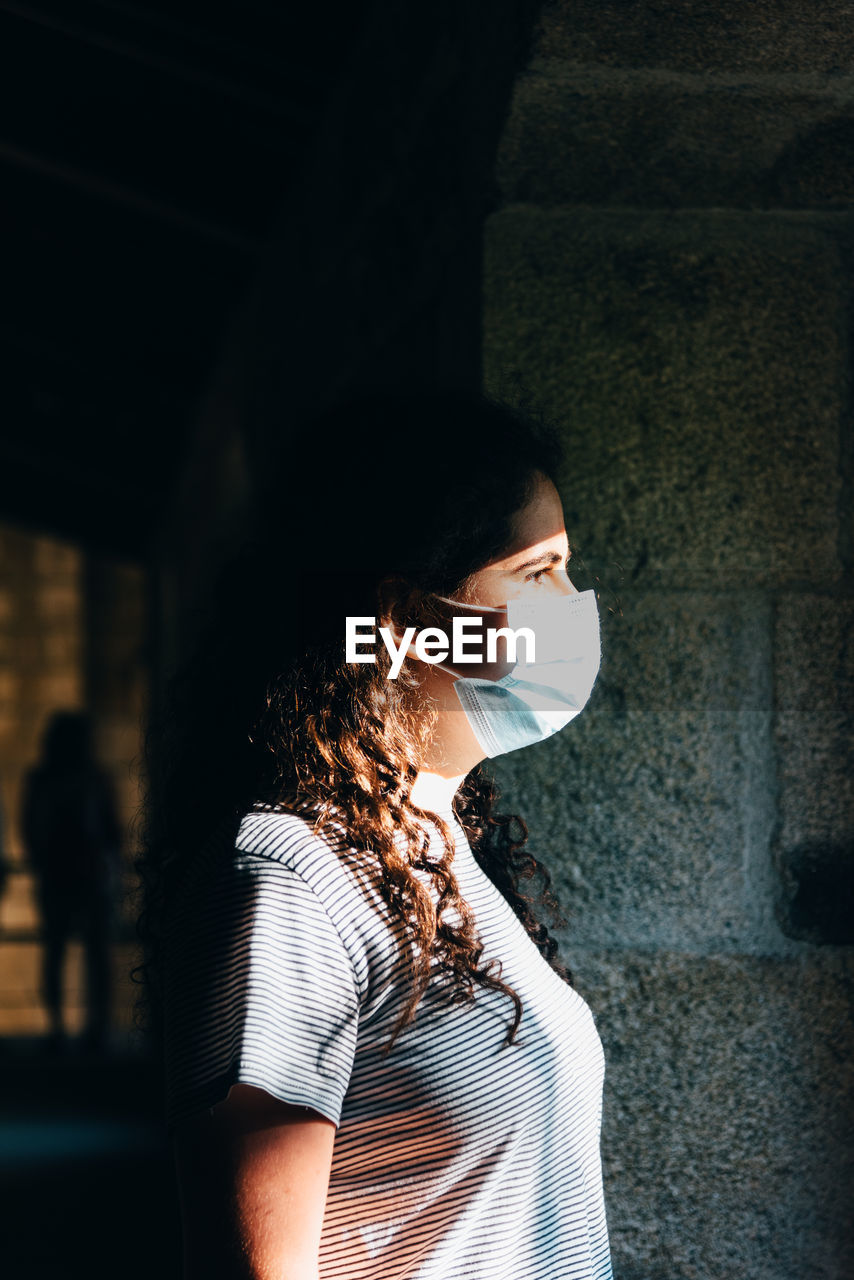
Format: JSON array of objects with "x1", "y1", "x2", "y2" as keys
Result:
[{"x1": 511, "y1": 549, "x2": 568, "y2": 573}]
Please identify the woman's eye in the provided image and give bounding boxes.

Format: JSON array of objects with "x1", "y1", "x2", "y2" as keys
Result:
[{"x1": 526, "y1": 567, "x2": 551, "y2": 583}]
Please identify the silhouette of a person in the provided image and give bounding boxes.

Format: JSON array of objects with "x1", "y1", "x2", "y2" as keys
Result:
[
  {"x1": 0, "y1": 777, "x2": 8, "y2": 907},
  {"x1": 21, "y1": 711, "x2": 122, "y2": 1052}
]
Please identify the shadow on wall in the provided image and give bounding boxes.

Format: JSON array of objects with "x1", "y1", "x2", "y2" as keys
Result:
[{"x1": 779, "y1": 840, "x2": 854, "y2": 945}]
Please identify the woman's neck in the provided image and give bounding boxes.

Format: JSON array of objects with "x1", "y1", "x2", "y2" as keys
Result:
[
  {"x1": 409, "y1": 767, "x2": 468, "y2": 815},
  {"x1": 408, "y1": 666, "x2": 487, "y2": 815}
]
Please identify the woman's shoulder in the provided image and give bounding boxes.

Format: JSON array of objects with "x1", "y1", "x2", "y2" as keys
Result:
[
  {"x1": 169, "y1": 804, "x2": 379, "y2": 959},
  {"x1": 231, "y1": 804, "x2": 377, "y2": 922},
  {"x1": 229, "y1": 805, "x2": 395, "y2": 999},
  {"x1": 236, "y1": 804, "x2": 345, "y2": 870}
]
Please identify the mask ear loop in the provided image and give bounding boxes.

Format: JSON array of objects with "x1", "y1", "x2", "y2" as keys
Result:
[
  {"x1": 432, "y1": 594, "x2": 505, "y2": 614},
  {"x1": 385, "y1": 593, "x2": 512, "y2": 677},
  {"x1": 429, "y1": 594, "x2": 512, "y2": 681}
]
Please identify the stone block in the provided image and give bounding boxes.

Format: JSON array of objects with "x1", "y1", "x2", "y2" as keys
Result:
[
  {"x1": 774, "y1": 594, "x2": 854, "y2": 943},
  {"x1": 0, "y1": 869, "x2": 39, "y2": 933},
  {"x1": 0, "y1": 669, "x2": 18, "y2": 704},
  {"x1": 487, "y1": 590, "x2": 785, "y2": 951},
  {"x1": 40, "y1": 632, "x2": 80, "y2": 665},
  {"x1": 484, "y1": 208, "x2": 844, "y2": 589},
  {"x1": 0, "y1": 940, "x2": 140, "y2": 1033},
  {"x1": 535, "y1": 0, "x2": 854, "y2": 74},
  {"x1": 39, "y1": 673, "x2": 83, "y2": 706},
  {"x1": 32, "y1": 534, "x2": 79, "y2": 577},
  {"x1": 35, "y1": 584, "x2": 79, "y2": 617},
  {"x1": 497, "y1": 64, "x2": 854, "y2": 209},
  {"x1": 570, "y1": 949, "x2": 854, "y2": 1280}
]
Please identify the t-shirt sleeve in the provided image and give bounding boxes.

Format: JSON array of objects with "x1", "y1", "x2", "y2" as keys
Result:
[{"x1": 163, "y1": 848, "x2": 361, "y2": 1132}]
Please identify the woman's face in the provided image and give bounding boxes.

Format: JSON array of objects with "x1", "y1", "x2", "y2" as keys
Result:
[
  {"x1": 401, "y1": 470, "x2": 580, "y2": 781},
  {"x1": 376, "y1": 469, "x2": 576, "y2": 684},
  {"x1": 462, "y1": 470, "x2": 576, "y2": 608}
]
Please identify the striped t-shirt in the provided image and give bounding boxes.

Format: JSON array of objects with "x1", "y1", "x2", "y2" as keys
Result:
[{"x1": 163, "y1": 804, "x2": 613, "y2": 1280}]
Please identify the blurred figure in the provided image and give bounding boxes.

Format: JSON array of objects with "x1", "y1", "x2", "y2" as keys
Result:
[
  {"x1": 21, "y1": 711, "x2": 122, "y2": 1053},
  {"x1": 0, "y1": 775, "x2": 8, "y2": 907}
]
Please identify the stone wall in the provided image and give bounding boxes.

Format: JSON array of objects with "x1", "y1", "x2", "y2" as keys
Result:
[{"x1": 484, "y1": 5, "x2": 854, "y2": 1277}]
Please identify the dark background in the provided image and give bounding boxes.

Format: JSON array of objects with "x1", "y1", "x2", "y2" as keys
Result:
[{"x1": 0, "y1": 3, "x2": 852, "y2": 1278}]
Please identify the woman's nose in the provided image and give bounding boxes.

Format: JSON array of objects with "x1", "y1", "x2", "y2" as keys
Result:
[{"x1": 555, "y1": 568, "x2": 578, "y2": 596}]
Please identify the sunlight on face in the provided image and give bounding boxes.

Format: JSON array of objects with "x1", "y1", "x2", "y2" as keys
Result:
[{"x1": 464, "y1": 471, "x2": 576, "y2": 607}]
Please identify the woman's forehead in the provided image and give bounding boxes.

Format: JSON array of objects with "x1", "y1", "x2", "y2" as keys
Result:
[{"x1": 493, "y1": 473, "x2": 567, "y2": 565}]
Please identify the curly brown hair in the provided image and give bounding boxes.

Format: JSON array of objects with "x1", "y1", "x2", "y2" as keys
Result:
[{"x1": 139, "y1": 390, "x2": 573, "y2": 1052}]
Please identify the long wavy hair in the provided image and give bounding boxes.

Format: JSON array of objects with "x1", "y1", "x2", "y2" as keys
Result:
[{"x1": 138, "y1": 391, "x2": 572, "y2": 1052}]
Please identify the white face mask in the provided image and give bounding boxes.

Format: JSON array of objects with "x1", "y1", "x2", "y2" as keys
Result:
[{"x1": 431, "y1": 589, "x2": 601, "y2": 758}]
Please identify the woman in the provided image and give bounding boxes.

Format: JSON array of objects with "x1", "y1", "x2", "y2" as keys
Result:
[
  {"x1": 145, "y1": 391, "x2": 613, "y2": 1279},
  {"x1": 22, "y1": 709, "x2": 121, "y2": 1053}
]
